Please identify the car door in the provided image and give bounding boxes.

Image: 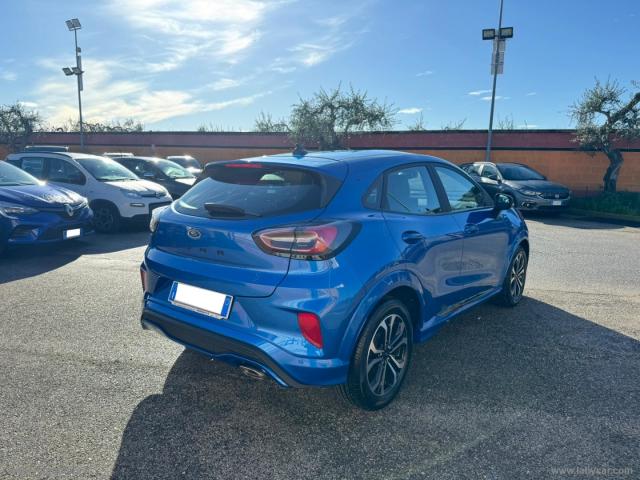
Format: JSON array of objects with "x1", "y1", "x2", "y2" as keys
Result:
[
  {"x1": 45, "y1": 158, "x2": 89, "y2": 196},
  {"x1": 380, "y1": 164, "x2": 466, "y2": 323},
  {"x1": 478, "y1": 163, "x2": 503, "y2": 197},
  {"x1": 432, "y1": 165, "x2": 511, "y2": 301}
]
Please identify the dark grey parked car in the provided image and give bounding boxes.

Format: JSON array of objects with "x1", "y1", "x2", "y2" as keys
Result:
[
  {"x1": 113, "y1": 156, "x2": 196, "y2": 199},
  {"x1": 460, "y1": 162, "x2": 571, "y2": 211}
]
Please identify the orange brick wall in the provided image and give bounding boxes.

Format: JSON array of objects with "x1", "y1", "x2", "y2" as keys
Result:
[{"x1": 2, "y1": 131, "x2": 639, "y2": 194}]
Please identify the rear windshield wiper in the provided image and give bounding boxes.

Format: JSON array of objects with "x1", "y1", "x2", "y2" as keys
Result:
[{"x1": 204, "y1": 203, "x2": 261, "y2": 218}]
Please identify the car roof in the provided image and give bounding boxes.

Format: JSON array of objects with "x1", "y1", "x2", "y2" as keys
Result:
[
  {"x1": 7, "y1": 151, "x2": 108, "y2": 161},
  {"x1": 269, "y1": 149, "x2": 450, "y2": 168},
  {"x1": 118, "y1": 156, "x2": 168, "y2": 162}
]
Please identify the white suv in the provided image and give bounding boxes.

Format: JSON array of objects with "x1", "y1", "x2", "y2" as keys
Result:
[{"x1": 6, "y1": 152, "x2": 172, "y2": 232}]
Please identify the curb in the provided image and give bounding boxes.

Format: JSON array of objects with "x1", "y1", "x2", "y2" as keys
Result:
[{"x1": 566, "y1": 209, "x2": 640, "y2": 227}]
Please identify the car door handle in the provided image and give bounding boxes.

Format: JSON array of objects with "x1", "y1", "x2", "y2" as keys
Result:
[
  {"x1": 464, "y1": 224, "x2": 479, "y2": 235},
  {"x1": 401, "y1": 231, "x2": 424, "y2": 244}
]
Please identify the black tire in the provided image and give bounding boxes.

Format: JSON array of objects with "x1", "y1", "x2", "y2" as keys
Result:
[
  {"x1": 497, "y1": 246, "x2": 528, "y2": 307},
  {"x1": 92, "y1": 203, "x2": 122, "y2": 233},
  {"x1": 338, "y1": 299, "x2": 413, "y2": 410}
]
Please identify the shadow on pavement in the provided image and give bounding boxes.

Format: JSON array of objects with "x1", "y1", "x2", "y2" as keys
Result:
[
  {"x1": 111, "y1": 298, "x2": 640, "y2": 480},
  {"x1": 0, "y1": 225, "x2": 149, "y2": 284},
  {"x1": 523, "y1": 211, "x2": 627, "y2": 230}
]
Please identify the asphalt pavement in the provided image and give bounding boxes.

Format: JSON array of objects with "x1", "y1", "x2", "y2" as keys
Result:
[{"x1": 0, "y1": 216, "x2": 639, "y2": 480}]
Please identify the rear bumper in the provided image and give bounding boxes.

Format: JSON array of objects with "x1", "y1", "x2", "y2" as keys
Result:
[{"x1": 140, "y1": 304, "x2": 349, "y2": 387}]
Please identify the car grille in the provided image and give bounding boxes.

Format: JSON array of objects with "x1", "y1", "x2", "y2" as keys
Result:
[
  {"x1": 40, "y1": 203, "x2": 87, "y2": 219},
  {"x1": 540, "y1": 192, "x2": 569, "y2": 200}
]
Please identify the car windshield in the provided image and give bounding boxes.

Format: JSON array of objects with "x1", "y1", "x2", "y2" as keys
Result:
[
  {"x1": 154, "y1": 159, "x2": 194, "y2": 179},
  {"x1": 0, "y1": 161, "x2": 39, "y2": 186},
  {"x1": 170, "y1": 157, "x2": 200, "y2": 169},
  {"x1": 77, "y1": 157, "x2": 139, "y2": 182},
  {"x1": 497, "y1": 164, "x2": 546, "y2": 181}
]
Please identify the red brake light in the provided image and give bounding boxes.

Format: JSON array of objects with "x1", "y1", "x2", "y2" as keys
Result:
[
  {"x1": 297, "y1": 312, "x2": 323, "y2": 348},
  {"x1": 253, "y1": 221, "x2": 358, "y2": 260},
  {"x1": 224, "y1": 163, "x2": 264, "y2": 169}
]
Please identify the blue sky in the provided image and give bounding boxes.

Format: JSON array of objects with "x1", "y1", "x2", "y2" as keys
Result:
[{"x1": 0, "y1": 0, "x2": 638, "y2": 131}]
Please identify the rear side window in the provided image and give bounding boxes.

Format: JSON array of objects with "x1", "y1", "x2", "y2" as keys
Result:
[
  {"x1": 20, "y1": 157, "x2": 46, "y2": 179},
  {"x1": 175, "y1": 162, "x2": 341, "y2": 218},
  {"x1": 383, "y1": 166, "x2": 441, "y2": 215}
]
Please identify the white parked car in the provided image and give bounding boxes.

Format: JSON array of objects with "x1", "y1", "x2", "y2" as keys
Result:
[{"x1": 6, "y1": 151, "x2": 172, "y2": 232}]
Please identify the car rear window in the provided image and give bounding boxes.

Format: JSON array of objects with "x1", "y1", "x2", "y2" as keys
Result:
[{"x1": 175, "y1": 162, "x2": 341, "y2": 218}]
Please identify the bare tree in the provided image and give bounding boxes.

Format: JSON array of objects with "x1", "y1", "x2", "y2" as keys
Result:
[
  {"x1": 51, "y1": 117, "x2": 144, "y2": 133},
  {"x1": 441, "y1": 118, "x2": 466, "y2": 130},
  {"x1": 253, "y1": 112, "x2": 289, "y2": 133},
  {"x1": 288, "y1": 85, "x2": 396, "y2": 150},
  {"x1": 570, "y1": 79, "x2": 640, "y2": 192},
  {"x1": 0, "y1": 103, "x2": 42, "y2": 152},
  {"x1": 496, "y1": 114, "x2": 515, "y2": 130},
  {"x1": 407, "y1": 113, "x2": 427, "y2": 131}
]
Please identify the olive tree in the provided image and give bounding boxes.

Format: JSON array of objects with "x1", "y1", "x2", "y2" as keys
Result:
[
  {"x1": 570, "y1": 79, "x2": 640, "y2": 192},
  {"x1": 0, "y1": 103, "x2": 42, "y2": 152},
  {"x1": 287, "y1": 85, "x2": 396, "y2": 150}
]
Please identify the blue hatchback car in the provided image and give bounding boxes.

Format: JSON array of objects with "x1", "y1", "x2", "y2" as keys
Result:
[
  {"x1": 0, "y1": 161, "x2": 93, "y2": 255},
  {"x1": 141, "y1": 150, "x2": 529, "y2": 409}
]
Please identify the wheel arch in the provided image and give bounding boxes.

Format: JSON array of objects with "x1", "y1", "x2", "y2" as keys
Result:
[
  {"x1": 338, "y1": 269, "x2": 428, "y2": 361},
  {"x1": 89, "y1": 198, "x2": 121, "y2": 215}
]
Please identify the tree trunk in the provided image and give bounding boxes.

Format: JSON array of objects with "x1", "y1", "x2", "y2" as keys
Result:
[{"x1": 603, "y1": 149, "x2": 624, "y2": 193}]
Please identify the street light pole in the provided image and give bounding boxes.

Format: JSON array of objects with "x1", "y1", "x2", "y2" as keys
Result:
[
  {"x1": 485, "y1": 0, "x2": 504, "y2": 162},
  {"x1": 482, "y1": 0, "x2": 513, "y2": 162},
  {"x1": 63, "y1": 18, "x2": 84, "y2": 150},
  {"x1": 73, "y1": 29, "x2": 84, "y2": 150}
]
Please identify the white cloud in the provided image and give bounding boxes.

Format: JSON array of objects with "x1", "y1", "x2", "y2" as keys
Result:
[
  {"x1": 1, "y1": 71, "x2": 17, "y2": 81},
  {"x1": 289, "y1": 41, "x2": 354, "y2": 67},
  {"x1": 210, "y1": 78, "x2": 242, "y2": 91},
  {"x1": 104, "y1": 0, "x2": 274, "y2": 71},
  {"x1": 398, "y1": 107, "x2": 422, "y2": 114},
  {"x1": 416, "y1": 70, "x2": 433, "y2": 77},
  {"x1": 525, "y1": 91, "x2": 537, "y2": 96},
  {"x1": 18, "y1": 101, "x2": 38, "y2": 108},
  {"x1": 468, "y1": 89, "x2": 492, "y2": 96},
  {"x1": 33, "y1": 57, "x2": 268, "y2": 126},
  {"x1": 481, "y1": 95, "x2": 510, "y2": 101}
]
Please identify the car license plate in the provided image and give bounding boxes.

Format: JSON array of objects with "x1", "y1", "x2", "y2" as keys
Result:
[
  {"x1": 552, "y1": 200, "x2": 562, "y2": 206},
  {"x1": 168, "y1": 281, "x2": 233, "y2": 319},
  {"x1": 64, "y1": 228, "x2": 81, "y2": 239}
]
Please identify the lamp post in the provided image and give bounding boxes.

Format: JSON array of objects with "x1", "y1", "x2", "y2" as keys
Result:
[
  {"x1": 62, "y1": 18, "x2": 84, "y2": 150},
  {"x1": 482, "y1": 1, "x2": 513, "y2": 162}
]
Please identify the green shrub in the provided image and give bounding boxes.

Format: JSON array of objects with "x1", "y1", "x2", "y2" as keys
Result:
[{"x1": 571, "y1": 192, "x2": 640, "y2": 216}]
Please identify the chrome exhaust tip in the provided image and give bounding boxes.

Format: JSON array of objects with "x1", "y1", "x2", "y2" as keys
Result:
[{"x1": 239, "y1": 365, "x2": 266, "y2": 381}]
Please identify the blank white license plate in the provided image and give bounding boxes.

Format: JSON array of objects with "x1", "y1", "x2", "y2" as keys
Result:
[
  {"x1": 169, "y1": 281, "x2": 233, "y2": 319},
  {"x1": 552, "y1": 200, "x2": 562, "y2": 206},
  {"x1": 64, "y1": 228, "x2": 81, "y2": 239}
]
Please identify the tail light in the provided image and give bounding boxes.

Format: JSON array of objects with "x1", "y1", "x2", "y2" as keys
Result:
[
  {"x1": 253, "y1": 221, "x2": 359, "y2": 260},
  {"x1": 297, "y1": 312, "x2": 323, "y2": 348}
]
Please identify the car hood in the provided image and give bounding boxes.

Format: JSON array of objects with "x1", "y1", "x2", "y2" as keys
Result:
[
  {"x1": 174, "y1": 177, "x2": 196, "y2": 187},
  {"x1": 105, "y1": 179, "x2": 167, "y2": 195},
  {"x1": 0, "y1": 183, "x2": 85, "y2": 208},
  {"x1": 504, "y1": 179, "x2": 570, "y2": 193}
]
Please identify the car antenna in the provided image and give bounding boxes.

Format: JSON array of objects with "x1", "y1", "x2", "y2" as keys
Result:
[{"x1": 292, "y1": 143, "x2": 307, "y2": 157}]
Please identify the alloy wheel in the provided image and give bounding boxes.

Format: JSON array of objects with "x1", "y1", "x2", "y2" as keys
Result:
[
  {"x1": 94, "y1": 207, "x2": 115, "y2": 231},
  {"x1": 366, "y1": 313, "x2": 409, "y2": 396},
  {"x1": 509, "y1": 250, "x2": 527, "y2": 300}
]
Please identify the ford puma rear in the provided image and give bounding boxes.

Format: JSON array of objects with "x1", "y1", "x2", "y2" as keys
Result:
[{"x1": 140, "y1": 150, "x2": 529, "y2": 410}]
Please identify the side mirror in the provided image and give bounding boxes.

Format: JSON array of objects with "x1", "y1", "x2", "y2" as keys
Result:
[
  {"x1": 487, "y1": 174, "x2": 500, "y2": 182},
  {"x1": 494, "y1": 193, "x2": 513, "y2": 212}
]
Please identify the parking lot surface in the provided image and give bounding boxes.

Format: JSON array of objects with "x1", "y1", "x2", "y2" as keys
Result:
[{"x1": 1, "y1": 216, "x2": 639, "y2": 479}]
